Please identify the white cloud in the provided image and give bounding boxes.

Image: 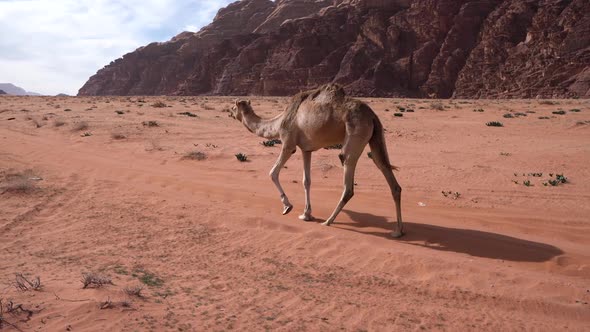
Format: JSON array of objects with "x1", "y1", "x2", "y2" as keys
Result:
[{"x1": 0, "y1": 0, "x2": 233, "y2": 95}]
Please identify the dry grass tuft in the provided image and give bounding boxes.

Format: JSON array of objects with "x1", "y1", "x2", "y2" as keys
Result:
[
  {"x1": 14, "y1": 273, "x2": 42, "y2": 291},
  {"x1": 81, "y1": 272, "x2": 113, "y2": 289},
  {"x1": 124, "y1": 285, "x2": 144, "y2": 298},
  {"x1": 72, "y1": 121, "x2": 89, "y2": 131},
  {"x1": 182, "y1": 151, "x2": 207, "y2": 160},
  {"x1": 111, "y1": 132, "x2": 127, "y2": 140},
  {"x1": 0, "y1": 169, "x2": 40, "y2": 194}
]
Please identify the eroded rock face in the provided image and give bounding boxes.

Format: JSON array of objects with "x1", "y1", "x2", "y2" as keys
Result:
[{"x1": 78, "y1": 0, "x2": 590, "y2": 98}]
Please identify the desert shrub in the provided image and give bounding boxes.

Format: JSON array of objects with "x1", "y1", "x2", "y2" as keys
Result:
[
  {"x1": 64, "y1": 108, "x2": 72, "y2": 112},
  {"x1": 538, "y1": 116, "x2": 550, "y2": 120},
  {"x1": 0, "y1": 170, "x2": 39, "y2": 194},
  {"x1": 124, "y1": 285, "x2": 144, "y2": 298},
  {"x1": 142, "y1": 120, "x2": 159, "y2": 127},
  {"x1": 14, "y1": 273, "x2": 42, "y2": 291},
  {"x1": 503, "y1": 113, "x2": 514, "y2": 118},
  {"x1": 54, "y1": 119, "x2": 66, "y2": 127},
  {"x1": 569, "y1": 109, "x2": 581, "y2": 112},
  {"x1": 406, "y1": 109, "x2": 414, "y2": 112},
  {"x1": 261, "y1": 139, "x2": 282, "y2": 147},
  {"x1": 473, "y1": 108, "x2": 485, "y2": 112},
  {"x1": 324, "y1": 144, "x2": 343, "y2": 150},
  {"x1": 81, "y1": 132, "x2": 92, "y2": 137},
  {"x1": 115, "y1": 110, "x2": 125, "y2": 115},
  {"x1": 111, "y1": 132, "x2": 127, "y2": 140},
  {"x1": 539, "y1": 100, "x2": 556, "y2": 105},
  {"x1": 72, "y1": 121, "x2": 89, "y2": 131},
  {"x1": 394, "y1": 113, "x2": 403, "y2": 117},
  {"x1": 178, "y1": 111, "x2": 197, "y2": 117},
  {"x1": 486, "y1": 121, "x2": 503, "y2": 127},
  {"x1": 151, "y1": 101, "x2": 167, "y2": 108},
  {"x1": 235, "y1": 153, "x2": 248, "y2": 162},
  {"x1": 430, "y1": 102, "x2": 444, "y2": 110},
  {"x1": 182, "y1": 151, "x2": 206, "y2": 160},
  {"x1": 552, "y1": 110, "x2": 566, "y2": 115},
  {"x1": 81, "y1": 273, "x2": 113, "y2": 289}
]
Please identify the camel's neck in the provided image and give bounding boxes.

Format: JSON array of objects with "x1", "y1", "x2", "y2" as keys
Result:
[{"x1": 241, "y1": 110, "x2": 283, "y2": 139}]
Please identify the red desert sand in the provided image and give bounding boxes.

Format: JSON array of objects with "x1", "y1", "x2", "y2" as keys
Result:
[{"x1": 1, "y1": 95, "x2": 589, "y2": 331}]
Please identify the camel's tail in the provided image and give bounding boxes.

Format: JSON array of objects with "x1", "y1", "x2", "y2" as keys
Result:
[{"x1": 368, "y1": 114, "x2": 398, "y2": 171}]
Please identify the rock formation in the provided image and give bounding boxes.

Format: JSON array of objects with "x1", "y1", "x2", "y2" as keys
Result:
[{"x1": 78, "y1": 0, "x2": 590, "y2": 98}]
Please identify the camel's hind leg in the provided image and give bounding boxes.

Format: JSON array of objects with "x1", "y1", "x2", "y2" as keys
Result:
[
  {"x1": 374, "y1": 162, "x2": 403, "y2": 237},
  {"x1": 270, "y1": 144, "x2": 296, "y2": 215},
  {"x1": 322, "y1": 134, "x2": 368, "y2": 226},
  {"x1": 299, "y1": 150, "x2": 314, "y2": 221}
]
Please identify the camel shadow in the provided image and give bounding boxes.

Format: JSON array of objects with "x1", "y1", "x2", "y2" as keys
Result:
[{"x1": 341, "y1": 210, "x2": 563, "y2": 262}]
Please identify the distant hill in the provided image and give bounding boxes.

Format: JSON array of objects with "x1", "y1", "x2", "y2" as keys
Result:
[
  {"x1": 79, "y1": 0, "x2": 589, "y2": 98},
  {"x1": 0, "y1": 83, "x2": 42, "y2": 96},
  {"x1": 56, "y1": 93, "x2": 70, "y2": 97},
  {"x1": 0, "y1": 89, "x2": 6, "y2": 95}
]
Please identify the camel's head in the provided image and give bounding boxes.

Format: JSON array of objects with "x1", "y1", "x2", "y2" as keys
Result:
[{"x1": 230, "y1": 99, "x2": 251, "y2": 121}]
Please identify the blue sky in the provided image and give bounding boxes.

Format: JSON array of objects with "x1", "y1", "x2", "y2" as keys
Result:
[{"x1": 0, "y1": 0, "x2": 235, "y2": 95}]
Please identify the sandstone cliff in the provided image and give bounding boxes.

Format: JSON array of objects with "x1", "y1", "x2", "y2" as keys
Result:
[{"x1": 78, "y1": 0, "x2": 590, "y2": 98}]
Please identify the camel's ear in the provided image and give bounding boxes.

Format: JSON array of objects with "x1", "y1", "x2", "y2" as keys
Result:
[{"x1": 234, "y1": 99, "x2": 239, "y2": 106}]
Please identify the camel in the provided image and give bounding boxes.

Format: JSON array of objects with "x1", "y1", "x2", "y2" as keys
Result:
[{"x1": 229, "y1": 83, "x2": 404, "y2": 237}]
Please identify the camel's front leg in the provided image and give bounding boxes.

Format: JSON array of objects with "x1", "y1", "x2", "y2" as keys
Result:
[
  {"x1": 270, "y1": 146, "x2": 295, "y2": 215},
  {"x1": 299, "y1": 150, "x2": 315, "y2": 221}
]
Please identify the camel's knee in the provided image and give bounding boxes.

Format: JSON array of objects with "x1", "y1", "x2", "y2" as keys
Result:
[
  {"x1": 342, "y1": 188, "x2": 354, "y2": 203},
  {"x1": 303, "y1": 177, "x2": 311, "y2": 188}
]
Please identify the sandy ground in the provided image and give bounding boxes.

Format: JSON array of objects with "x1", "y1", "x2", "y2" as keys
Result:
[{"x1": 0, "y1": 95, "x2": 589, "y2": 331}]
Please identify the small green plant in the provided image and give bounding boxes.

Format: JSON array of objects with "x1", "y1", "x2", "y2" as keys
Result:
[
  {"x1": 556, "y1": 174, "x2": 567, "y2": 183},
  {"x1": 500, "y1": 152, "x2": 511, "y2": 156},
  {"x1": 394, "y1": 113, "x2": 403, "y2": 117},
  {"x1": 235, "y1": 153, "x2": 248, "y2": 162},
  {"x1": 261, "y1": 139, "x2": 282, "y2": 147},
  {"x1": 552, "y1": 110, "x2": 566, "y2": 115},
  {"x1": 397, "y1": 106, "x2": 405, "y2": 111},
  {"x1": 538, "y1": 116, "x2": 550, "y2": 119},
  {"x1": 367, "y1": 152, "x2": 373, "y2": 159},
  {"x1": 406, "y1": 109, "x2": 414, "y2": 112},
  {"x1": 473, "y1": 108, "x2": 484, "y2": 112},
  {"x1": 523, "y1": 180, "x2": 532, "y2": 187},
  {"x1": 133, "y1": 269, "x2": 164, "y2": 287},
  {"x1": 142, "y1": 120, "x2": 159, "y2": 127},
  {"x1": 486, "y1": 121, "x2": 503, "y2": 127},
  {"x1": 178, "y1": 112, "x2": 197, "y2": 117},
  {"x1": 569, "y1": 109, "x2": 581, "y2": 112},
  {"x1": 151, "y1": 101, "x2": 167, "y2": 108}
]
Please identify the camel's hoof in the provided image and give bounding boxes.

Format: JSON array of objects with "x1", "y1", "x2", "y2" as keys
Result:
[
  {"x1": 298, "y1": 214, "x2": 315, "y2": 222},
  {"x1": 282, "y1": 205, "x2": 293, "y2": 215},
  {"x1": 321, "y1": 220, "x2": 332, "y2": 226},
  {"x1": 390, "y1": 230, "x2": 405, "y2": 238}
]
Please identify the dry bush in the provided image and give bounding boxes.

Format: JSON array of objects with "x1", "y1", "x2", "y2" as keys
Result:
[
  {"x1": 54, "y1": 119, "x2": 66, "y2": 127},
  {"x1": 14, "y1": 273, "x2": 42, "y2": 291},
  {"x1": 200, "y1": 103, "x2": 215, "y2": 110},
  {"x1": 151, "y1": 101, "x2": 167, "y2": 108},
  {"x1": 430, "y1": 102, "x2": 444, "y2": 111},
  {"x1": 0, "y1": 169, "x2": 39, "y2": 194},
  {"x1": 124, "y1": 285, "x2": 144, "y2": 298},
  {"x1": 182, "y1": 151, "x2": 206, "y2": 160},
  {"x1": 72, "y1": 121, "x2": 89, "y2": 131},
  {"x1": 111, "y1": 132, "x2": 127, "y2": 140},
  {"x1": 81, "y1": 272, "x2": 113, "y2": 289}
]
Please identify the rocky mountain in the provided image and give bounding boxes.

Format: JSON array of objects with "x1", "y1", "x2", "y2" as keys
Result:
[
  {"x1": 0, "y1": 89, "x2": 6, "y2": 95},
  {"x1": 0, "y1": 83, "x2": 42, "y2": 96},
  {"x1": 78, "y1": 0, "x2": 590, "y2": 98}
]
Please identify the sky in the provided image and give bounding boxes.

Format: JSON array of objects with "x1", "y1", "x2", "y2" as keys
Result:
[{"x1": 0, "y1": 0, "x2": 235, "y2": 95}]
